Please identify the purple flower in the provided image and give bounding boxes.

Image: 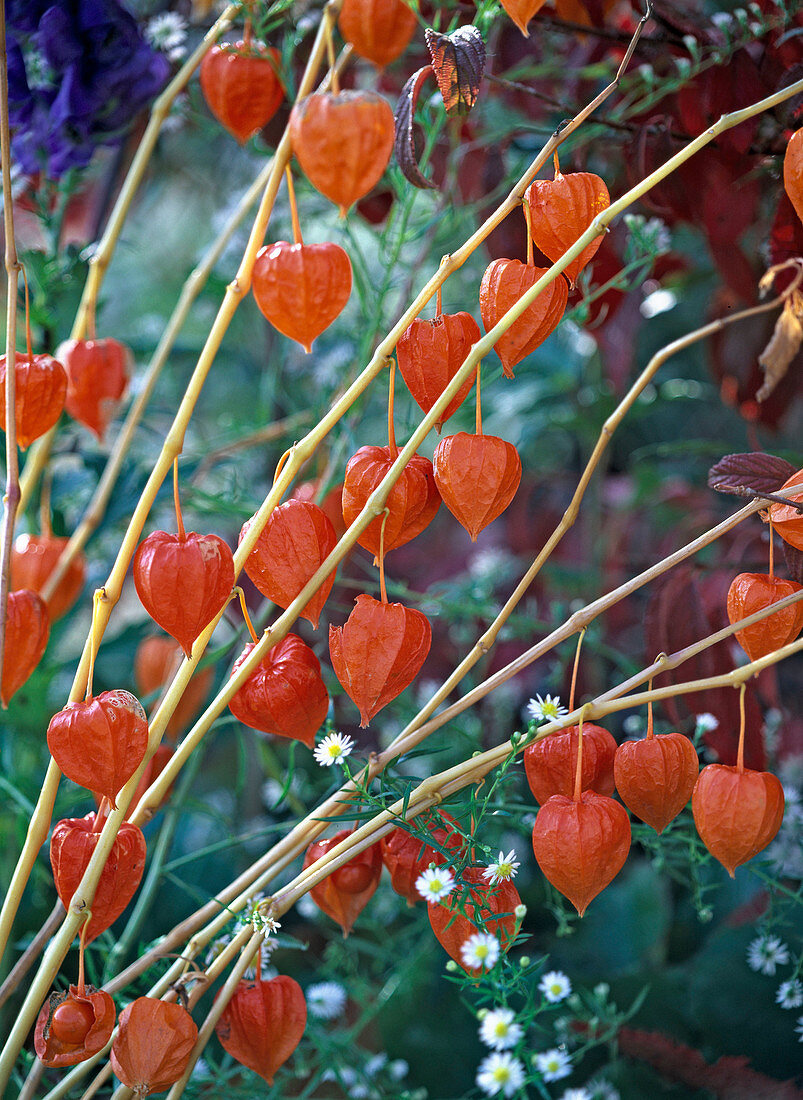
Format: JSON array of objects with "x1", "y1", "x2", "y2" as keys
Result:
[{"x1": 8, "y1": 0, "x2": 170, "y2": 177}]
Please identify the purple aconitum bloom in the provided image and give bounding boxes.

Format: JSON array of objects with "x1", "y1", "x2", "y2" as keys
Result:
[{"x1": 7, "y1": 0, "x2": 170, "y2": 178}]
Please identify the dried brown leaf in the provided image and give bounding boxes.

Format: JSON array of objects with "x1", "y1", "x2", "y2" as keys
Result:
[
  {"x1": 393, "y1": 65, "x2": 437, "y2": 190},
  {"x1": 425, "y1": 26, "x2": 485, "y2": 116},
  {"x1": 757, "y1": 292, "x2": 803, "y2": 402}
]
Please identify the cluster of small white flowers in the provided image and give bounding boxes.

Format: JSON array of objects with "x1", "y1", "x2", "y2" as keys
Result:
[
  {"x1": 746, "y1": 934, "x2": 790, "y2": 975},
  {"x1": 534, "y1": 1048, "x2": 572, "y2": 1082},
  {"x1": 483, "y1": 850, "x2": 520, "y2": 886},
  {"x1": 415, "y1": 865, "x2": 456, "y2": 903},
  {"x1": 313, "y1": 731, "x2": 355, "y2": 767},
  {"x1": 526, "y1": 694, "x2": 568, "y2": 723},
  {"x1": 587, "y1": 1078, "x2": 621, "y2": 1100},
  {"x1": 777, "y1": 978, "x2": 803, "y2": 1009},
  {"x1": 479, "y1": 1007, "x2": 523, "y2": 1051},
  {"x1": 306, "y1": 981, "x2": 347, "y2": 1019},
  {"x1": 145, "y1": 12, "x2": 188, "y2": 61},
  {"x1": 476, "y1": 1051, "x2": 526, "y2": 1097},
  {"x1": 560, "y1": 1089, "x2": 591, "y2": 1100},
  {"x1": 460, "y1": 931, "x2": 501, "y2": 971},
  {"x1": 538, "y1": 970, "x2": 572, "y2": 1003},
  {"x1": 694, "y1": 712, "x2": 719, "y2": 733}
]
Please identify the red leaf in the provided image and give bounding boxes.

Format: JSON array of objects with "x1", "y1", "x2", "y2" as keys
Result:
[
  {"x1": 425, "y1": 26, "x2": 485, "y2": 117},
  {"x1": 707, "y1": 452, "x2": 797, "y2": 497},
  {"x1": 393, "y1": 65, "x2": 437, "y2": 190}
]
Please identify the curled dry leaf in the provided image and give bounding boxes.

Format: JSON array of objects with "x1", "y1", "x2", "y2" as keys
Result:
[
  {"x1": 706, "y1": 451, "x2": 797, "y2": 497},
  {"x1": 757, "y1": 290, "x2": 803, "y2": 402},
  {"x1": 424, "y1": 26, "x2": 485, "y2": 117},
  {"x1": 394, "y1": 65, "x2": 437, "y2": 190}
]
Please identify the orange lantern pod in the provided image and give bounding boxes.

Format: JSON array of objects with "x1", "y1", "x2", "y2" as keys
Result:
[
  {"x1": 380, "y1": 810, "x2": 464, "y2": 905},
  {"x1": 768, "y1": 468, "x2": 803, "y2": 551},
  {"x1": 303, "y1": 830, "x2": 383, "y2": 935},
  {"x1": 433, "y1": 432, "x2": 521, "y2": 542},
  {"x1": 726, "y1": 572, "x2": 803, "y2": 661},
  {"x1": 524, "y1": 723, "x2": 617, "y2": 806},
  {"x1": 35, "y1": 984, "x2": 115, "y2": 1068},
  {"x1": 0, "y1": 352, "x2": 67, "y2": 449},
  {"x1": 110, "y1": 997, "x2": 198, "y2": 1094},
  {"x1": 56, "y1": 338, "x2": 130, "y2": 441},
  {"x1": 200, "y1": 41, "x2": 284, "y2": 143},
  {"x1": 10, "y1": 533, "x2": 86, "y2": 620},
  {"x1": 428, "y1": 868, "x2": 521, "y2": 974},
  {"x1": 1, "y1": 588, "x2": 49, "y2": 707},
  {"x1": 525, "y1": 162, "x2": 610, "y2": 287},
  {"x1": 134, "y1": 635, "x2": 214, "y2": 738},
  {"x1": 216, "y1": 976, "x2": 306, "y2": 1084},
  {"x1": 338, "y1": 0, "x2": 417, "y2": 67},
  {"x1": 396, "y1": 311, "x2": 480, "y2": 429},
  {"x1": 479, "y1": 258, "x2": 568, "y2": 378}
]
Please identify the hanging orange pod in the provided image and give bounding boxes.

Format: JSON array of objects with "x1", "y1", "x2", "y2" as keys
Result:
[
  {"x1": 228, "y1": 635, "x2": 329, "y2": 748},
  {"x1": 433, "y1": 432, "x2": 522, "y2": 541},
  {"x1": 341, "y1": 445, "x2": 440, "y2": 559},
  {"x1": 10, "y1": 533, "x2": 86, "y2": 620},
  {"x1": 47, "y1": 689, "x2": 149, "y2": 806},
  {"x1": 395, "y1": 312, "x2": 481, "y2": 429},
  {"x1": 239, "y1": 500, "x2": 337, "y2": 629},
  {"x1": 692, "y1": 765, "x2": 784, "y2": 876},
  {"x1": 428, "y1": 867, "x2": 521, "y2": 974},
  {"x1": 216, "y1": 975, "x2": 307, "y2": 1085},
  {"x1": 303, "y1": 830, "x2": 383, "y2": 935},
  {"x1": 134, "y1": 635, "x2": 214, "y2": 738},
  {"x1": 133, "y1": 530, "x2": 235, "y2": 657},
  {"x1": 532, "y1": 790, "x2": 631, "y2": 915},
  {"x1": 50, "y1": 812, "x2": 146, "y2": 943},
  {"x1": 525, "y1": 167, "x2": 610, "y2": 287},
  {"x1": 499, "y1": 0, "x2": 548, "y2": 35},
  {"x1": 767, "y1": 468, "x2": 803, "y2": 551},
  {"x1": 0, "y1": 352, "x2": 67, "y2": 449},
  {"x1": 479, "y1": 258, "x2": 568, "y2": 378},
  {"x1": 329, "y1": 593, "x2": 431, "y2": 727},
  {"x1": 1, "y1": 588, "x2": 49, "y2": 707},
  {"x1": 783, "y1": 127, "x2": 803, "y2": 226},
  {"x1": 56, "y1": 338, "x2": 131, "y2": 441},
  {"x1": 110, "y1": 997, "x2": 198, "y2": 1094},
  {"x1": 614, "y1": 732, "x2": 699, "y2": 834},
  {"x1": 726, "y1": 572, "x2": 803, "y2": 661},
  {"x1": 199, "y1": 40, "x2": 284, "y2": 144},
  {"x1": 338, "y1": 0, "x2": 418, "y2": 67},
  {"x1": 252, "y1": 240, "x2": 352, "y2": 353},
  {"x1": 380, "y1": 810, "x2": 465, "y2": 905},
  {"x1": 289, "y1": 91, "x2": 395, "y2": 216},
  {"x1": 35, "y1": 984, "x2": 116, "y2": 1068},
  {"x1": 524, "y1": 723, "x2": 617, "y2": 805}
]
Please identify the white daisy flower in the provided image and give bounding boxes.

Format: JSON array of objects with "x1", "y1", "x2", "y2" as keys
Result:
[
  {"x1": 144, "y1": 12, "x2": 188, "y2": 61},
  {"x1": 479, "y1": 1007, "x2": 523, "y2": 1051},
  {"x1": 694, "y1": 712, "x2": 719, "y2": 732},
  {"x1": 526, "y1": 694, "x2": 568, "y2": 723},
  {"x1": 415, "y1": 865, "x2": 456, "y2": 903},
  {"x1": 746, "y1": 934, "x2": 790, "y2": 975},
  {"x1": 560, "y1": 1090, "x2": 592, "y2": 1100},
  {"x1": 796, "y1": 1015, "x2": 803, "y2": 1042},
  {"x1": 389, "y1": 1059, "x2": 409, "y2": 1080},
  {"x1": 483, "y1": 850, "x2": 521, "y2": 885},
  {"x1": 538, "y1": 970, "x2": 572, "y2": 1003},
  {"x1": 587, "y1": 1079, "x2": 621, "y2": 1100},
  {"x1": 460, "y1": 931, "x2": 501, "y2": 971},
  {"x1": 314, "y1": 731, "x2": 355, "y2": 767},
  {"x1": 476, "y1": 1051, "x2": 526, "y2": 1097},
  {"x1": 535, "y1": 1048, "x2": 572, "y2": 1082},
  {"x1": 306, "y1": 981, "x2": 347, "y2": 1019},
  {"x1": 777, "y1": 979, "x2": 803, "y2": 1009}
]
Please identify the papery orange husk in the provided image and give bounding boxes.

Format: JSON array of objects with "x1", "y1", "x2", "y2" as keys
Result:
[
  {"x1": 433, "y1": 433, "x2": 521, "y2": 541},
  {"x1": 110, "y1": 997, "x2": 197, "y2": 1094},
  {"x1": 200, "y1": 41, "x2": 283, "y2": 143},
  {"x1": 107, "y1": 743, "x2": 175, "y2": 820},
  {"x1": 134, "y1": 635, "x2": 214, "y2": 738},
  {"x1": 47, "y1": 690, "x2": 149, "y2": 806},
  {"x1": 1, "y1": 588, "x2": 49, "y2": 707},
  {"x1": 726, "y1": 572, "x2": 803, "y2": 661},
  {"x1": 329, "y1": 594, "x2": 431, "y2": 727},
  {"x1": 342, "y1": 445, "x2": 440, "y2": 559},
  {"x1": 614, "y1": 732, "x2": 699, "y2": 834},
  {"x1": 35, "y1": 984, "x2": 116, "y2": 1068},
  {"x1": 228, "y1": 636, "x2": 329, "y2": 748},
  {"x1": 524, "y1": 723, "x2": 617, "y2": 805},
  {"x1": 525, "y1": 171, "x2": 610, "y2": 287},
  {"x1": 133, "y1": 529, "x2": 235, "y2": 656},
  {"x1": 428, "y1": 867, "x2": 521, "y2": 974},
  {"x1": 0, "y1": 352, "x2": 67, "y2": 449},
  {"x1": 768, "y1": 468, "x2": 803, "y2": 551},
  {"x1": 304, "y1": 830, "x2": 383, "y2": 935},
  {"x1": 216, "y1": 976, "x2": 307, "y2": 1085},
  {"x1": 56, "y1": 338, "x2": 130, "y2": 440},
  {"x1": 396, "y1": 312, "x2": 480, "y2": 428},
  {"x1": 531, "y1": 791, "x2": 631, "y2": 916},
  {"x1": 50, "y1": 813, "x2": 146, "y2": 943},
  {"x1": 338, "y1": 0, "x2": 417, "y2": 66},
  {"x1": 252, "y1": 240, "x2": 352, "y2": 353},
  {"x1": 783, "y1": 127, "x2": 803, "y2": 227},
  {"x1": 500, "y1": 0, "x2": 548, "y2": 35},
  {"x1": 380, "y1": 810, "x2": 464, "y2": 904},
  {"x1": 289, "y1": 91, "x2": 395, "y2": 216},
  {"x1": 692, "y1": 763, "x2": 784, "y2": 876},
  {"x1": 10, "y1": 533, "x2": 86, "y2": 620},
  {"x1": 479, "y1": 258, "x2": 568, "y2": 377},
  {"x1": 240, "y1": 500, "x2": 337, "y2": 628}
]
